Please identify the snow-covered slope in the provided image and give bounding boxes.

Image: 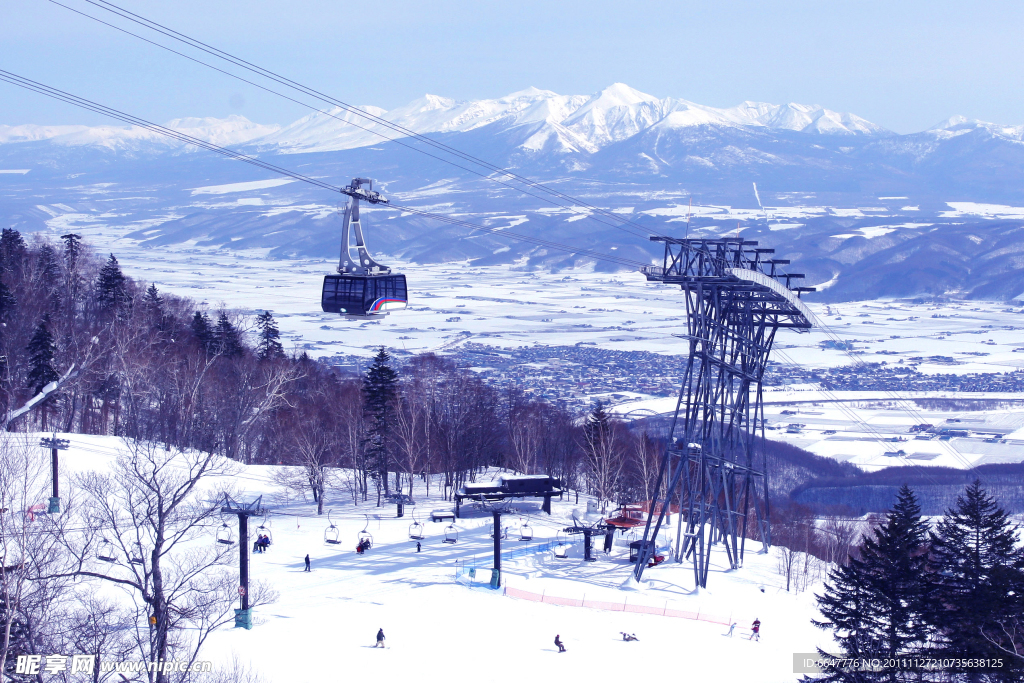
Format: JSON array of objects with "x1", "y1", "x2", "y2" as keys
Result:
[{"x1": 44, "y1": 432, "x2": 833, "y2": 683}]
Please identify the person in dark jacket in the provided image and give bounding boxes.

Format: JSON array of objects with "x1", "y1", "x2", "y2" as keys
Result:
[
  {"x1": 375, "y1": 628, "x2": 385, "y2": 648},
  {"x1": 416, "y1": 542, "x2": 421, "y2": 552},
  {"x1": 304, "y1": 554, "x2": 310, "y2": 571},
  {"x1": 554, "y1": 635, "x2": 565, "y2": 652}
]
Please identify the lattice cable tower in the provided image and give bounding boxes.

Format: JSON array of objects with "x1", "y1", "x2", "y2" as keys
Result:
[{"x1": 633, "y1": 238, "x2": 814, "y2": 588}]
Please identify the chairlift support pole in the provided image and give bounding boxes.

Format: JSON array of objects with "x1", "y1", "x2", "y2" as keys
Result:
[
  {"x1": 221, "y1": 494, "x2": 263, "y2": 629},
  {"x1": 39, "y1": 434, "x2": 69, "y2": 514},
  {"x1": 492, "y1": 511, "x2": 502, "y2": 588}
]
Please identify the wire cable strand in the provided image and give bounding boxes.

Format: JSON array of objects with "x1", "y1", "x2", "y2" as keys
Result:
[
  {"x1": 0, "y1": 69, "x2": 647, "y2": 270},
  {"x1": 51, "y1": 0, "x2": 665, "y2": 242}
]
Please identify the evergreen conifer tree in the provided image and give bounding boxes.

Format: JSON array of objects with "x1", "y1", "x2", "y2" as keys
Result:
[
  {"x1": 362, "y1": 347, "x2": 398, "y2": 502},
  {"x1": 35, "y1": 244, "x2": 62, "y2": 310},
  {"x1": 60, "y1": 233, "x2": 83, "y2": 307},
  {"x1": 0, "y1": 228, "x2": 27, "y2": 276},
  {"x1": 191, "y1": 312, "x2": 213, "y2": 353},
  {"x1": 96, "y1": 253, "x2": 128, "y2": 311},
  {"x1": 813, "y1": 485, "x2": 933, "y2": 681},
  {"x1": 255, "y1": 310, "x2": 284, "y2": 360},
  {"x1": 0, "y1": 279, "x2": 16, "y2": 323},
  {"x1": 214, "y1": 312, "x2": 244, "y2": 358},
  {"x1": 26, "y1": 316, "x2": 59, "y2": 394},
  {"x1": 928, "y1": 480, "x2": 1024, "y2": 676},
  {"x1": 143, "y1": 283, "x2": 168, "y2": 332},
  {"x1": 60, "y1": 233, "x2": 81, "y2": 271}
]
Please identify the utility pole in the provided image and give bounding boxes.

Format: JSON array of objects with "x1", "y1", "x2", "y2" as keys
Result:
[
  {"x1": 39, "y1": 434, "x2": 69, "y2": 514},
  {"x1": 221, "y1": 494, "x2": 263, "y2": 629}
]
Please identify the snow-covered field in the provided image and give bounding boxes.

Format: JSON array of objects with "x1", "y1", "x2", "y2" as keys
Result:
[
  {"x1": 46, "y1": 433, "x2": 831, "y2": 683},
  {"x1": 48, "y1": 216, "x2": 1024, "y2": 473}
]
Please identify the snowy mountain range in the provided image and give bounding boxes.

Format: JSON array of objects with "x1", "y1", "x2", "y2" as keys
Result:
[
  {"x1": 4, "y1": 83, "x2": 1024, "y2": 301},
  {"x1": 0, "y1": 83, "x2": 893, "y2": 154}
]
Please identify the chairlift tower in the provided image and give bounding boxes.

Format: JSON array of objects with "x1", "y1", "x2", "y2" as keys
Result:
[
  {"x1": 40, "y1": 434, "x2": 69, "y2": 514},
  {"x1": 221, "y1": 494, "x2": 264, "y2": 629},
  {"x1": 633, "y1": 238, "x2": 813, "y2": 588}
]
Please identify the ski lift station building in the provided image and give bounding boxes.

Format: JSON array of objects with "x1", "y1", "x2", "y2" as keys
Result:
[{"x1": 454, "y1": 474, "x2": 563, "y2": 516}]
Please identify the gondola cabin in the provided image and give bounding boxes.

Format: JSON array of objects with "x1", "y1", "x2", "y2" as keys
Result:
[
  {"x1": 323, "y1": 177, "x2": 409, "y2": 319},
  {"x1": 321, "y1": 274, "x2": 407, "y2": 318}
]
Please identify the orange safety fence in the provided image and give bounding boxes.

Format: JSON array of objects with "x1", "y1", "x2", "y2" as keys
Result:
[{"x1": 503, "y1": 585, "x2": 731, "y2": 625}]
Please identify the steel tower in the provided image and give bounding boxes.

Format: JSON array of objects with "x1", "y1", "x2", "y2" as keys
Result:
[{"x1": 633, "y1": 238, "x2": 814, "y2": 588}]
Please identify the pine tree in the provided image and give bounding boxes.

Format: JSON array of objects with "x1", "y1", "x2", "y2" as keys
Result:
[
  {"x1": 61, "y1": 233, "x2": 83, "y2": 308},
  {"x1": 255, "y1": 310, "x2": 284, "y2": 360},
  {"x1": 144, "y1": 283, "x2": 163, "y2": 311},
  {"x1": 143, "y1": 284, "x2": 166, "y2": 331},
  {"x1": 813, "y1": 485, "x2": 933, "y2": 681},
  {"x1": 928, "y1": 480, "x2": 1024, "y2": 674},
  {"x1": 0, "y1": 279, "x2": 16, "y2": 323},
  {"x1": 362, "y1": 347, "x2": 398, "y2": 502},
  {"x1": 34, "y1": 244, "x2": 62, "y2": 310},
  {"x1": 0, "y1": 228, "x2": 27, "y2": 276},
  {"x1": 96, "y1": 253, "x2": 128, "y2": 311},
  {"x1": 60, "y1": 233, "x2": 82, "y2": 271},
  {"x1": 214, "y1": 313, "x2": 244, "y2": 358},
  {"x1": 26, "y1": 316, "x2": 59, "y2": 394},
  {"x1": 191, "y1": 311, "x2": 213, "y2": 353}
]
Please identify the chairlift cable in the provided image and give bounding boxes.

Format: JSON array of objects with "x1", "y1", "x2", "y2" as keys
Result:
[
  {"x1": 0, "y1": 69, "x2": 647, "y2": 270},
  {"x1": 61, "y1": 0, "x2": 665, "y2": 240}
]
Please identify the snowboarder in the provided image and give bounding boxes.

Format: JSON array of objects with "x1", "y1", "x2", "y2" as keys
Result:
[
  {"x1": 375, "y1": 628, "x2": 385, "y2": 648},
  {"x1": 620, "y1": 632, "x2": 638, "y2": 641},
  {"x1": 554, "y1": 635, "x2": 565, "y2": 653},
  {"x1": 725, "y1": 622, "x2": 737, "y2": 637},
  {"x1": 749, "y1": 618, "x2": 761, "y2": 641},
  {"x1": 304, "y1": 554, "x2": 310, "y2": 572},
  {"x1": 416, "y1": 541, "x2": 421, "y2": 552}
]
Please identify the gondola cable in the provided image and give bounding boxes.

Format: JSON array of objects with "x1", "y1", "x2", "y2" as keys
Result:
[
  {"x1": 47, "y1": 0, "x2": 665, "y2": 241},
  {"x1": 0, "y1": 69, "x2": 648, "y2": 271}
]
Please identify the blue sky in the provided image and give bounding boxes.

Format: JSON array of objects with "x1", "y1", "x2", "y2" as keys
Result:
[{"x1": 3, "y1": 0, "x2": 1022, "y2": 133}]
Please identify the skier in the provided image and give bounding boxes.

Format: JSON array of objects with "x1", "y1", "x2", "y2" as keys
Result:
[
  {"x1": 725, "y1": 622, "x2": 737, "y2": 637},
  {"x1": 749, "y1": 618, "x2": 761, "y2": 641},
  {"x1": 554, "y1": 635, "x2": 565, "y2": 653},
  {"x1": 620, "y1": 632, "x2": 638, "y2": 641},
  {"x1": 304, "y1": 554, "x2": 310, "y2": 572},
  {"x1": 416, "y1": 541, "x2": 421, "y2": 553},
  {"x1": 375, "y1": 628, "x2": 385, "y2": 648}
]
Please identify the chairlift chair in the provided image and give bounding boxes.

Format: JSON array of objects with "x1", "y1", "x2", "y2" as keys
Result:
[
  {"x1": 216, "y1": 522, "x2": 236, "y2": 546},
  {"x1": 408, "y1": 511, "x2": 424, "y2": 540},
  {"x1": 518, "y1": 519, "x2": 533, "y2": 542},
  {"x1": 324, "y1": 510, "x2": 341, "y2": 545},
  {"x1": 357, "y1": 515, "x2": 373, "y2": 549},
  {"x1": 442, "y1": 524, "x2": 458, "y2": 544},
  {"x1": 256, "y1": 513, "x2": 273, "y2": 546},
  {"x1": 96, "y1": 538, "x2": 117, "y2": 563}
]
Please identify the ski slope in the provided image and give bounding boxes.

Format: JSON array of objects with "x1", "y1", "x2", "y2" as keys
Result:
[{"x1": 38, "y1": 432, "x2": 833, "y2": 683}]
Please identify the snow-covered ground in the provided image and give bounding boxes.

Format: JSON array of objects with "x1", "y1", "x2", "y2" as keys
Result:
[
  {"x1": 36, "y1": 216, "x2": 1024, "y2": 473},
  {"x1": 43, "y1": 433, "x2": 830, "y2": 683}
]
